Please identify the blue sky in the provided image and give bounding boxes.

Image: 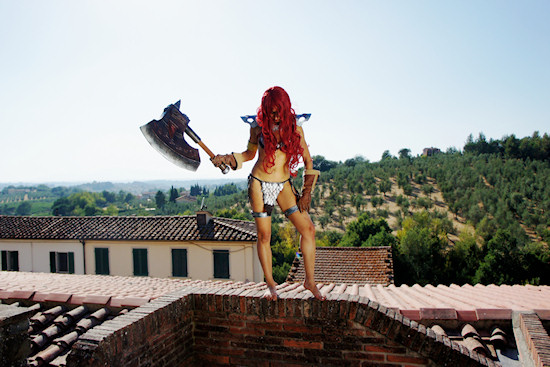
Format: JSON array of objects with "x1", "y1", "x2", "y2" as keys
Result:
[{"x1": 1, "y1": 1, "x2": 549, "y2": 183}]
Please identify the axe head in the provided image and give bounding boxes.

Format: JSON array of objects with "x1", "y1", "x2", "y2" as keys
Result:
[{"x1": 140, "y1": 101, "x2": 201, "y2": 171}]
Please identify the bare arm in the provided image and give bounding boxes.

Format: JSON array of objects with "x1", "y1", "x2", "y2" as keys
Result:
[
  {"x1": 240, "y1": 126, "x2": 261, "y2": 162},
  {"x1": 297, "y1": 126, "x2": 314, "y2": 170},
  {"x1": 211, "y1": 126, "x2": 260, "y2": 170}
]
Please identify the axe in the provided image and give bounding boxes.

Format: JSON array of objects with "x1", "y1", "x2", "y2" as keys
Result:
[{"x1": 140, "y1": 101, "x2": 230, "y2": 174}]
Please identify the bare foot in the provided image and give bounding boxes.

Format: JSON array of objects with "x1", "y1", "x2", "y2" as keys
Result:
[
  {"x1": 262, "y1": 284, "x2": 278, "y2": 301},
  {"x1": 304, "y1": 279, "x2": 326, "y2": 301}
]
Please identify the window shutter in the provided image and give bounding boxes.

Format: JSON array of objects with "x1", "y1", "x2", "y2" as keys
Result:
[
  {"x1": 1, "y1": 251, "x2": 7, "y2": 271},
  {"x1": 50, "y1": 252, "x2": 57, "y2": 273},
  {"x1": 10, "y1": 252, "x2": 19, "y2": 271},
  {"x1": 95, "y1": 248, "x2": 109, "y2": 275},
  {"x1": 68, "y1": 252, "x2": 75, "y2": 274},
  {"x1": 172, "y1": 249, "x2": 188, "y2": 277},
  {"x1": 133, "y1": 249, "x2": 148, "y2": 276},
  {"x1": 213, "y1": 250, "x2": 230, "y2": 279}
]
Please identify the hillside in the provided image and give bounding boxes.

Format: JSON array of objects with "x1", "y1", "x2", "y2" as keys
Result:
[{"x1": 311, "y1": 175, "x2": 475, "y2": 245}]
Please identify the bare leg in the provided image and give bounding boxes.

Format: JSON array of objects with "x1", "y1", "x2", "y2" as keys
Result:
[
  {"x1": 249, "y1": 177, "x2": 278, "y2": 300},
  {"x1": 278, "y1": 183, "x2": 325, "y2": 301},
  {"x1": 255, "y1": 217, "x2": 278, "y2": 300}
]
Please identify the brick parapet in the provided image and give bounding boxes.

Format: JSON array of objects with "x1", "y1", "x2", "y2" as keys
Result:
[
  {"x1": 67, "y1": 288, "x2": 195, "y2": 367},
  {"x1": 67, "y1": 287, "x2": 498, "y2": 367},
  {"x1": 0, "y1": 304, "x2": 33, "y2": 367},
  {"x1": 518, "y1": 312, "x2": 550, "y2": 367}
]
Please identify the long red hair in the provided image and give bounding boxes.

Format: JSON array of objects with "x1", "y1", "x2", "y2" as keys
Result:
[{"x1": 256, "y1": 86, "x2": 303, "y2": 176}]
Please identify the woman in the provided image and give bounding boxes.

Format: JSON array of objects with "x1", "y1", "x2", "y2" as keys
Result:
[{"x1": 212, "y1": 86, "x2": 325, "y2": 301}]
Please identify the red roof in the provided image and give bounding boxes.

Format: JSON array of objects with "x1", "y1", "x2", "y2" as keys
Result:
[
  {"x1": 286, "y1": 246, "x2": 394, "y2": 285},
  {"x1": 0, "y1": 215, "x2": 257, "y2": 242},
  {"x1": 2, "y1": 272, "x2": 550, "y2": 366}
]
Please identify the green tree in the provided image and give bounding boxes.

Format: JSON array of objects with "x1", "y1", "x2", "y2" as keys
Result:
[
  {"x1": 381, "y1": 150, "x2": 393, "y2": 160},
  {"x1": 379, "y1": 180, "x2": 392, "y2": 197},
  {"x1": 169, "y1": 186, "x2": 179, "y2": 203},
  {"x1": 16, "y1": 201, "x2": 32, "y2": 215},
  {"x1": 443, "y1": 231, "x2": 482, "y2": 285},
  {"x1": 340, "y1": 214, "x2": 395, "y2": 247},
  {"x1": 155, "y1": 191, "x2": 166, "y2": 209},
  {"x1": 474, "y1": 229, "x2": 526, "y2": 285},
  {"x1": 399, "y1": 148, "x2": 411, "y2": 161},
  {"x1": 394, "y1": 211, "x2": 451, "y2": 285}
]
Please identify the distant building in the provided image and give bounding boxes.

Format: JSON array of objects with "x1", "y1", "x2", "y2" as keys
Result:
[
  {"x1": 422, "y1": 147, "x2": 441, "y2": 157},
  {"x1": 0, "y1": 212, "x2": 260, "y2": 282}
]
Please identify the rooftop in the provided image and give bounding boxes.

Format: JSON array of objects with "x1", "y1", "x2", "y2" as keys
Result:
[
  {"x1": 2, "y1": 273, "x2": 549, "y2": 366},
  {"x1": 287, "y1": 246, "x2": 394, "y2": 285},
  {"x1": 0, "y1": 215, "x2": 257, "y2": 242}
]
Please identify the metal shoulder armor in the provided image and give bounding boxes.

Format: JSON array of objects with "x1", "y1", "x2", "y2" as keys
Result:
[{"x1": 240, "y1": 114, "x2": 311, "y2": 127}]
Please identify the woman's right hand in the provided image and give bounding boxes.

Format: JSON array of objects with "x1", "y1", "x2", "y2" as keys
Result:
[{"x1": 211, "y1": 154, "x2": 236, "y2": 170}]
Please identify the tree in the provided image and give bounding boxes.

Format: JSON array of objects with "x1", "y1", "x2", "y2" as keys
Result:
[
  {"x1": 371, "y1": 196, "x2": 384, "y2": 208},
  {"x1": 340, "y1": 214, "x2": 395, "y2": 247},
  {"x1": 474, "y1": 229, "x2": 526, "y2": 285},
  {"x1": 443, "y1": 231, "x2": 481, "y2": 285},
  {"x1": 379, "y1": 180, "x2": 392, "y2": 197},
  {"x1": 422, "y1": 184, "x2": 434, "y2": 198},
  {"x1": 398, "y1": 148, "x2": 411, "y2": 161},
  {"x1": 155, "y1": 191, "x2": 166, "y2": 209},
  {"x1": 394, "y1": 211, "x2": 451, "y2": 285},
  {"x1": 102, "y1": 190, "x2": 116, "y2": 203},
  {"x1": 402, "y1": 184, "x2": 413, "y2": 197},
  {"x1": 169, "y1": 186, "x2": 179, "y2": 203},
  {"x1": 15, "y1": 201, "x2": 32, "y2": 215},
  {"x1": 381, "y1": 150, "x2": 393, "y2": 161}
]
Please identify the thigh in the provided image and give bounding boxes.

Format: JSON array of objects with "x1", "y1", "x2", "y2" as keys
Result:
[
  {"x1": 276, "y1": 181, "x2": 298, "y2": 213},
  {"x1": 248, "y1": 176, "x2": 266, "y2": 213},
  {"x1": 276, "y1": 182, "x2": 314, "y2": 232}
]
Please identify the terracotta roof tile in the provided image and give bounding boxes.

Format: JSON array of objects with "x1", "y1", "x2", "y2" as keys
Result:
[
  {"x1": 286, "y1": 246, "x2": 394, "y2": 285},
  {"x1": 0, "y1": 215, "x2": 257, "y2": 242},
  {"x1": 2, "y1": 272, "x2": 549, "y2": 366}
]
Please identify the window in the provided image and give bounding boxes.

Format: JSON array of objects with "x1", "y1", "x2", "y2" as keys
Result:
[
  {"x1": 172, "y1": 249, "x2": 188, "y2": 277},
  {"x1": 133, "y1": 248, "x2": 148, "y2": 276},
  {"x1": 49, "y1": 252, "x2": 75, "y2": 274},
  {"x1": 1, "y1": 251, "x2": 19, "y2": 271},
  {"x1": 213, "y1": 250, "x2": 229, "y2": 279},
  {"x1": 95, "y1": 248, "x2": 110, "y2": 275}
]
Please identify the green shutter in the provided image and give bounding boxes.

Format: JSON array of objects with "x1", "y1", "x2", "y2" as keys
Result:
[
  {"x1": 95, "y1": 248, "x2": 110, "y2": 275},
  {"x1": 133, "y1": 249, "x2": 148, "y2": 276},
  {"x1": 213, "y1": 250, "x2": 229, "y2": 279},
  {"x1": 50, "y1": 252, "x2": 57, "y2": 273},
  {"x1": 68, "y1": 252, "x2": 75, "y2": 274},
  {"x1": 10, "y1": 252, "x2": 19, "y2": 271},
  {"x1": 172, "y1": 249, "x2": 188, "y2": 277},
  {"x1": 1, "y1": 251, "x2": 7, "y2": 271}
]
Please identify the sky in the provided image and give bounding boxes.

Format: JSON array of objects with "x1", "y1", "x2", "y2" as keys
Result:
[{"x1": 1, "y1": 1, "x2": 549, "y2": 184}]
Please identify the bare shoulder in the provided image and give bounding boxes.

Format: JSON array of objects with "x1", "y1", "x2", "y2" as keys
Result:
[{"x1": 250, "y1": 126, "x2": 262, "y2": 142}]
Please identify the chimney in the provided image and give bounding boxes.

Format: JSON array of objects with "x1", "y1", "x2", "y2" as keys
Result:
[{"x1": 196, "y1": 210, "x2": 213, "y2": 228}]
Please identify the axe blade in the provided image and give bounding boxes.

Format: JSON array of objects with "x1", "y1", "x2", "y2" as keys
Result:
[{"x1": 140, "y1": 102, "x2": 201, "y2": 171}]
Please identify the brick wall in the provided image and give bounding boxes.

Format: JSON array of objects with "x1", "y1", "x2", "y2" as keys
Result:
[
  {"x1": 0, "y1": 304, "x2": 33, "y2": 367},
  {"x1": 67, "y1": 290, "x2": 195, "y2": 367},
  {"x1": 517, "y1": 312, "x2": 550, "y2": 367},
  {"x1": 68, "y1": 290, "x2": 496, "y2": 367}
]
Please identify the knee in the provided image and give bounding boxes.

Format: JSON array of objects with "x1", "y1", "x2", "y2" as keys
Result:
[
  {"x1": 257, "y1": 230, "x2": 271, "y2": 246},
  {"x1": 301, "y1": 221, "x2": 315, "y2": 240}
]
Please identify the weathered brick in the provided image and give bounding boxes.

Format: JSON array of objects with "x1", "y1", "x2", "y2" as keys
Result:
[{"x1": 283, "y1": 339, "x2": 323, "y2": 349}]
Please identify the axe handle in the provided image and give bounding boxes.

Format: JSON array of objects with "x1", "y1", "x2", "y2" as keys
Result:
[{"x1": 185, "y1": 126, "x2": 230, "y2": 174}]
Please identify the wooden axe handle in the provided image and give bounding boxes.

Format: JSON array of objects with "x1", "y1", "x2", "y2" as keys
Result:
[{"x1": 185, "y1": 126, "x2": 230, "y2": 174}]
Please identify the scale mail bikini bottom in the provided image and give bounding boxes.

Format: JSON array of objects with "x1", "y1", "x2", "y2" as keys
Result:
[{"x1": 248, "y1": 175, "x2": 299, "y2": 218}]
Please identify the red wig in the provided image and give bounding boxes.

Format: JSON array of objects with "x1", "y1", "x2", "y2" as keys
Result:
[{"x1": 256, "y1": 86, "x2": 304, "y2": 176}]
